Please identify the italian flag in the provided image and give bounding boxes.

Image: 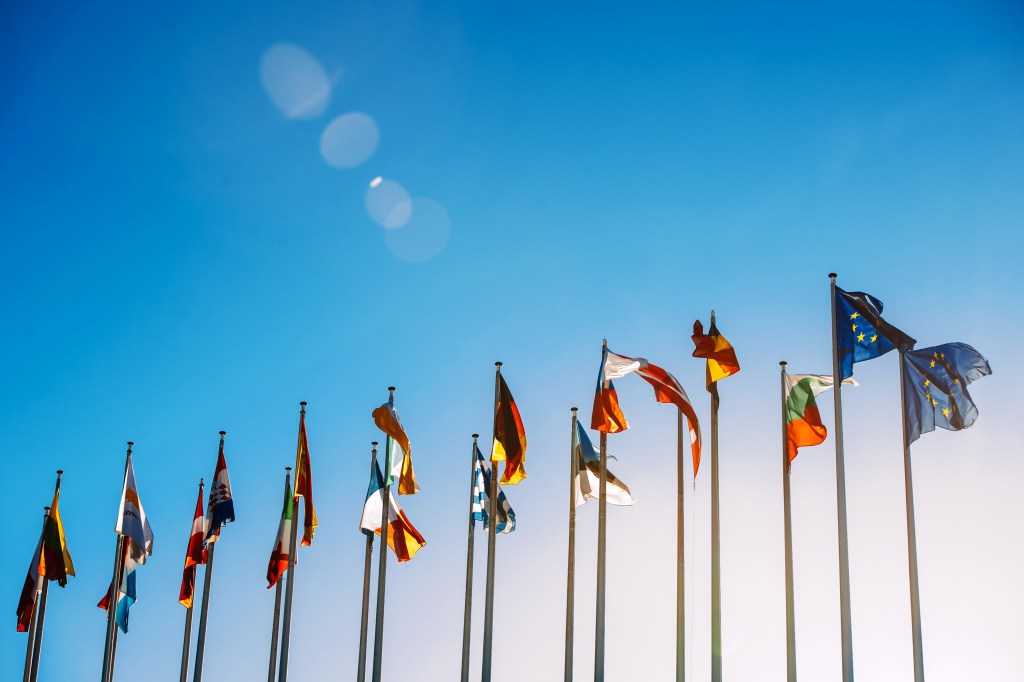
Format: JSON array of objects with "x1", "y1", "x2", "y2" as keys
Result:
[
  {"x1": 266, "y1": 474, "x2": 293, "y2": 589},
  {"x1": 784, "y1": 374, "x2": 857, "y2": 462}
]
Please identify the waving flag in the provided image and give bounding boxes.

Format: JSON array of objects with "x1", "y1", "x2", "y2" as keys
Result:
[
  {"x1": 16, "y1": 539, "x2": 44, "y2": 632},
  {"x1": 372, "y1": 401, "x2": 419, "y2": 495},
  {"x1": 115, "y1": 458, "x2": 154, "y2": 563},
  {"x1": 360, "y1": 460, "x2": 426, "y2": 562},
  {"x1": 294, "y1": 407, "x2": 318, "y2": 546},
  {"x1": 903, "y1": 343, "x2": 991, "y2": 444},
  {"x1": 40, "y1": 483, "x2": 75, "y2": 587},
  {"x1": 492, "y1": 373, "x2": 528, "y2": 485},
  {"x1": 835, "y1": 287, "x2": 915, "y2": 380},
  {"x1": 592, "y1": 347, "x2": 629, "y2": 433},
  {"x1": 472, "y1": 445, "x2": 517, "y2": 533},
  {"x1": 266, "y1": 473, "x2": 293, "y2": 589},
  {"x1": 574, "y1": 422, "x2": 635, "y2": 507},
  {"x1": 784, "y1": 374, "x2": 857, "y2": 462},
  {"x1": 98, "y1": 542, "x2": 136, "y2": 633},
  {"x1": 179, "y1": 483, "x2": 206, "y2": 608},
  {"x1": 204, "y1": 435, "x2": 235, "y2": 544},
  {"x1": 692, "y1": 318, "x2": 741, "y2": 403}
]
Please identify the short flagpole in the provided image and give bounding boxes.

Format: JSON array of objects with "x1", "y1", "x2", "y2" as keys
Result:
[
  {"x1": 102, "y1": 441, "x2": 133, "y2": 682},
  {"x1": 710, "y1": 311, "x2": 723, "y2": 682},
  {"x1": 371, "y1": 388, "x2": 396, "y2": 682},
  {"x1": 564, "y1": 408, "x2": 578, "y2": 682},
  {"x1": 677, "y1": 408, "x2": 686, "y2": 682},
  {"x1": 23, "y1": 506, "x2": 49, "y2": 682},
  {"x1": 897, "y1": 351, "x2": 926, "y2": 682},
  {"x1": 267, "y1": 468, "x2": 290, "y2": 682},
  {"x1": 358, "y1": 447, "x2": 377, "y2": 682},
  {"x1": 481, "y1": 363, "x2": 502, "y2": 682},
  {"x1": 180, "y1": 478, "x2": 204, "y2": 682},
  {"x1": 193, "y1": 432, "x2": 226, "y2": 682},
  {"x1": 780, "y1": 363, "x2": 797, "y2": 682},
  {"x1": 461, "y1": 434, "x2": 480, "y2": 682},
  {"x1": 595, "y1": 340, "x2": 608, "y2": 682},
  {"x1": 278, "y1": 404, "x2": 306, "y2": 682},
  {"x1": 829, "y1": 274, "x2": 855, "y2": 682}
]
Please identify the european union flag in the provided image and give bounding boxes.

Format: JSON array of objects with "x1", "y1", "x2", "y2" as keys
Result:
[
  {"x1": 903, "y1": 343, "x2": 991, "y2": 444},
  {"x1": 836, "y1": 287, "x2": 916, "y2": 379}
]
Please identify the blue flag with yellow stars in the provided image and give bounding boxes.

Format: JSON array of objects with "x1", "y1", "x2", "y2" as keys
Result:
[
  {"x1": 836, "y1": 287, "x2": 916, "y2": 379},
  {"x1": 903, "y1": 343, "x2": 991, "y2": 444}
]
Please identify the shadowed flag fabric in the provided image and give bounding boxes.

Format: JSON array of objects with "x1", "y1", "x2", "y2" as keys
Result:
[
  {"x1": 294, "y1": 410, "x2": 318, "y2": 546},
  {"x1": 16, "y1": 538, "x2": 43, "y2": 632},
  {"x1": 903, "y1": 343, "x2": 991, "y2": 444},
  {"x1": 266, "y1": 474, "x2": 293, "y2": 588},
  {"x1": 835, "y1": 287, "x2": 916, "y2": 380},
  {"x1": 592, "y1": 348, "x2": 628, "y2": 433},
  {"x1": 492, "y1": 373, "x2": 528, "y2": 485},
  {"x1": 204, "y1": 440, "x2": 235, "y2": 544},
  {"x1": 98, "y1": 542, "x2": 136, "y2": 633},
  {"x1": 784, "y1": 374, "x2": 857, "y2": 462},
  {"x1": 691, "y1": 319, "x2": 741, "y2": 402},
  {"x1": 574, "y1": 422, "x2": 635, "y2": 507},
  {"x1": 179, "y1": 484, "x2": 205, "y2": 608},
  {"x1": 372, "y1": 401, "x2": 419, "y2": 495},
  {"x1": 40, "y1": 485, "x2": 75, "y2": 587},
  {"x1": 472, "y1": 445, "x2": 517, "y2": 533},
  {"x1": 115, "y1": 458, "x2": 154, "y2": 564},
  {"x1": 359, "y1": 460, "x2": 426, "y2": 562}
]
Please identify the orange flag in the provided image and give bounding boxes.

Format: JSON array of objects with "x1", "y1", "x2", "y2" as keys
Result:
[{"x1": 294, "y1": 406, "x2": 318, "y2": 546}]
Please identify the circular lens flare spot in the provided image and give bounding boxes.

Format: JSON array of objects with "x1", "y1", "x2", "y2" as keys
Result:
[
  {"x1": 320, "y1": 113, "x2": 379, "y2": 168},
  {"x1": 365, "y1": 179, "x2": 412, "y2": 229},
  {"x1": 259, "y1": 43, "x2": 332, "y2": 119}
]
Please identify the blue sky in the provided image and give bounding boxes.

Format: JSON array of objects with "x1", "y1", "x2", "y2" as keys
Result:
[{"x1": 2, "y1": 1, "x2": 1022, "y2": 680}]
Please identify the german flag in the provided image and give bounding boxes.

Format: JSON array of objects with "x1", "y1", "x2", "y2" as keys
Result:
[
  {"x1": 692, "y1": 318, "x2": 740, "y2": 405},
  {"x1": 39, "y1": 483, "x2": 75, "y2": 587},
  {"x1": 492, "y1": 373, "x2": 527, "y2": 485}
]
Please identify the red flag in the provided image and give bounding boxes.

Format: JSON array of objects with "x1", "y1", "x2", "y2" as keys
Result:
[
  {"x1": 179, "y1": 482, "x2": 206, "y2": 608},
  {"x1": 294, "y1": 407, "x2": 317, "y2": 546}
]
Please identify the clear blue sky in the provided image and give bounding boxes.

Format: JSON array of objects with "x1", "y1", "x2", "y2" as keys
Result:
[{"x1": 3, "y1": 1, "x2": 1022, "y2": 680}]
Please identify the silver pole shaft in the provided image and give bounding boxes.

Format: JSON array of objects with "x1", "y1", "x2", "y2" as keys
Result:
[
  {"x1": 192, "y1": 541, "x2": 216, "y2": 682},
  {"x1": 481, "y1": 364, "x2": 502, "y2": 682},
  {"x1": 898, "y1": 351, "x2": 926, "y2": 682},
  {"x1": 710, "y1": 383, "x2": 721, "y2": 682},
  {"x1": 677, "y1": 410, "x2": 686, "y2": 682},
  {"x1": 781, "y1": 363, "x2": 797, "y2": 682},
  {"x1": 29, "y1": 506, "x2": 51, "y2": 682},
  {"x1": 461, "y1": 435, "x2": 480, "y2": 682},
  {"x1": 372, "y1": 388, "x2": 396, "y2": 682},
  {"x1": 102, "y1": 443, "x2": 133, "y2": 682},
  {"x1": 277, "y1": 496, "x2": 300, "y2": 682},
  {"x1": 358, "y1": 447, "x2": 378, "y2": 682},
  {"x1": 565, "y1": 409, "x2": 578, "y2": 682},
  {"x1": 595, "y1": 429, "x2": 607, "y2": 682},
  {"x1": 180, "y1": 606, "x2": 194, "y2": 682},
  {"x1": 23, "y1": 584, "x2": 39, "y2": 682}
]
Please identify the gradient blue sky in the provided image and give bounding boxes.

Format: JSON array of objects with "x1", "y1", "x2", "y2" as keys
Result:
[{"x1": 3, "y1": 1, "x2": 1022, "y2": 680}]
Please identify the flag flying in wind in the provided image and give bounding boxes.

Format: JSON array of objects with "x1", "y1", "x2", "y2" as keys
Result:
[
  {"x1": 97, "y1": 542, "x2": 136, "y2": 633},
  {"x1": 592, "y1": 347, "x2": 628, "y2": 433},
  {"x1": 359, "y1": 460, "x2": 426, "y2": 562},
  {"x1": 204, "y1": 437, "x2": 235, "y2": 544},
  {"x1": 783, "y1": 374, "x2": 857, "y2": 462},
  {"x1": 372, "y1": 400, "x2": 419, "y2": 495},
  {"x1": 835, "y1": 287, "x2": 916, "y2": 380},
  {"x1": 903, "y1": 343, "x2": 992, "y2": 444},
  {"x1": 40, "y1": 484, "x2": 75, "y2": 587},
  {"x1": 179, "y1": 483, "x2": 206, "y2": 608},
  {"x1": 16, "y1": 538, "x2": 44, "y2": 632},
  {"x1": 294, "y1": 408, "x2": 318, "y2": 546},
  {"x1": 115, "y1": 457, "x2": 154, "y2": 564},
  {"x1": 691, "y1": 318, "x2": 741, "y2": 404},
  {"x1": 266, "y1": 473, "x2": 293, "y2": 589},
  {"x1": 492, "y1": 373, "x2": 528, "y2": 485},
  {"x1": 574, "y1": 421, "x2": 635, "y2": 507},
  {"x1": 472, "y1": 445, "x2": 517, "y2": 533}
]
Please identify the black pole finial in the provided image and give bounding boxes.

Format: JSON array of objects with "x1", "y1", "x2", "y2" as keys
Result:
[
  {"x1": 828, "y1": 272, "x2": 838, "y2": 280},
  {"x1": 780, "y1": 361, "x2": 787, "y2": 367},
  {"x1": 472, "y1": 433, "x2": 480, "y2": 439},
  {"x1": 571, "y1": 406, "x2": 578, "y2": 413}
]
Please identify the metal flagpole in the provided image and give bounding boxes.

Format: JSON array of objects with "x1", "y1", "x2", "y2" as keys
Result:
[
  {"x1": 481, "y1": 363, "x2": 502, "y2": 682},
  {"x1": 180, "y1": 478, "x2": 204, "y2": 682},
  {"x1": 372, "y1": 388, "x2": 396, "y2": 682},
  {"x1": 780, "y1": 362, "x2": 797, "y2": 682},
  {"x1": 565, "y1": 408, "x2": 579, "y2": 682},
  {"x1": 23, "y1": 507, "x2": 48, "y2": 682},
  {"x1": 267, "y1": 468, "x2": 290, "y2": 682},
  {"x1": 828, "y1": 274, "x2": 855, "y2": 682},
  {"x1": 595, "y1": 339, "x2": 608, "y2": 682},
  {"x1": 358, "y1": 447, "x2": 377, "y2": 682},
  {"x1": 102, "y1": 441, "x2": 133, "y2": 682},
  {"x1": 193, "y1": 431, "x2": 226, "y2": 682},
  {"x1": 461, "y1": 434, "x2": 480, "y2": 682},
  {"x1": 897, "y1": 351, "x2": 926, "y2": 682},
  {"x1": 710, "y1": 311, "x2": 723, "y2": 682},
  {"x1": 677, "y1": 409, "x2": 686, "y2": 682},
  {"x1": 278, "y1": 403, "x2": 306, "y2": 682},
  {"x1": 30, "y1": 469, "x2": 63, "y2": 682}
]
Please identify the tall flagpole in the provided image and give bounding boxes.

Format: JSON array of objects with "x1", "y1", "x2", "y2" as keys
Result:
[
  {"x1": 267, "y1": 468, "x2": 290, "y2": 682},
  {"x1": 564, "y1": 408, "x2": 578, "y2": 682},
  {"x1": 278, "y1": 404, "x2": 305, "y2": 682},
  {"x1": 372, "y1": 388, "x2": 396, "y2": 682},
  {"x1": 461, "y1": 434, "x2": 480, "y2": 682},
  {"x1": 481, "y1": 363, "x2": 501, "y2": 682},
  {"x1": 30, "y1": 469, "x2": 63, "y2": 682},
  {"x1": 829, "y1": 274, "x2": 855, "y2": 682},
  {"x1": 710, "y1": 311, "x2": 723, "y2": 682},
  {"x1": 193, "y1": 431, "x2": 226, "y2": 682},
  {"x1": 676, "y1": 409, "x2": 686, "y2": 682},
  {"x1": 595, "y1": 340, "x2": 608, "y2": 682},
  {"x1": 780, "y1": 363, "x2": 797, "y2": 682},
  {"x1": 23, "y1": 506, "x2": 48, "y2": 682},
  {"x1": 181, "y1": 478, "x2": 204, "y2": 682},
  {"x1": 358, "y1": 447, "x2": 377, "y2": 682},
  {"x1": 102, "y1": 441, "x2": 133, "y2": 682},
  {"x1": 897, "y1": 351, "x2": 925, "y2": 682}
]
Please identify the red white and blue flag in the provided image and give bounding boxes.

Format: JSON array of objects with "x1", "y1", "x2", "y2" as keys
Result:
[{"x1": 204, "y1": 436, "x2": 235, "y2": 544}]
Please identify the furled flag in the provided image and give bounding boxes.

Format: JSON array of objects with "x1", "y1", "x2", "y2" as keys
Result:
[
  {"x1": 835, "y1": 287, "x2": 916, "y2": 380},
  {"x1": 574, "y1": 421, "x2": 635, "y2": 507},
  {"x1": 204, "y1": 436, "x2": 235, "y2": 544},
  {"x1": 592, "y1": 347, "x2": 629, "y2": 434},
  {"x1": 98, "y1": 542, "x2": 136, "y2": 633},
  {"x1": 294, "y1": 407, "x2": 318, "y2": 546},
  {"x1": 903, "y1": 343, "x2": 991, "y2": 444},
  {"x1": 115, "y1": 457, "x2": 154, "y2": 563},
  {"x1": 359, "y1": 459, "x2": 426, "y2": 562},
  {"x1": 783, "y1": 374, "x2": 858, "y2": 462},
  {"x1": 372, "y1": 400, "x2": 419, "y2": 495},
  {"x1": 492, "y1": 373, "x2": 528, "y2": 485},
  {"x1": 179, "y1": 482, "x2": 206, "y2": 608},
  {"x1": 266, "y1": 473, "x2": 293, "y2": 589},
  {"x1": 39, "y1": 483, "x2": 75, "y2": 587},
  {"x1": 692, "y1": 318, "x2": 741, "y2": 406},
  {"x1": 472, "y1": 445, "x2": 517, "y2": 534},
  {"x1": 16, "y1": 538, "x2": 43, "y2": 632}
]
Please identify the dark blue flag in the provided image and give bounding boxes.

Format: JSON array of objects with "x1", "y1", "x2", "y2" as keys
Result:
[
  {"x1": 835, "y1": 287, "x2": 916, "y2": 379},
  {"x1": 903, "y1": 343, "x2": 991, "y2": 444}
]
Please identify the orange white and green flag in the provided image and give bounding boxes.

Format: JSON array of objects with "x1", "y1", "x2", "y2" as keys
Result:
[
  {"x1": 266, "y1": 472, "x2": 293, "y2": 588},
  {"x1": 784, "y1": 374, "x2": 857, "y2": 462}
]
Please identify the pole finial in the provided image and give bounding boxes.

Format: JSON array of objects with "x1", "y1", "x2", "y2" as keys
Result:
[
  {"x1": 780, "y1": 360, "x2": 787, "y2": 367},
  {"x1": 56, "y1": 469, "x2": 64, "y2": 476},
  {"x1": 300, "y1": 401, "x2": 307, "y2": 407},
  {"x1": 828, "y1": 272, "x2": 838, "y2": 280},
  {"x1": 285, "y1": 466, "x2": 292, "y2": 472},
  {"x1": 494, "y1": 361, "x2": 502, "y2": 368},
  {"x1": 372, "y1": 441, "x2": 379, "y2": 447},
  {"x1": 472, "y1": 433, "x2": 480, "y2": 439},
  {"x1": 571, "y1": 406, "x2": 578, "y2": 413},
  {"x1": 219, "y1": 430, "x2": 226, "y2": 437}
]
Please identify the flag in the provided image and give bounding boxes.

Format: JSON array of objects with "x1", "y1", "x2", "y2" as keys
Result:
[
  {"x1": 372, "y1": 401, "x2": 419, "y2": 495},
  {"x1": 98, "y1": 542, "x2": 136, "y2": 633},
  {"x1": 692, "y1": 318, "x2": 741, "y2": 404},
  {"x1": 903, "y1": 343, "x2": 991, "y2": 444},
  {"x1": 16, "y1": 539, "x2": 43, "y2": 632},
  {"x1": 39, "y1": 484, "x2": 75, "y2": 587},
  {"x1": 294, "y1": 409, "x2": 318, "y2": 546},
  {"x1": 359, "y1": 460, "x2": 426, "y2": 562},
  {"x1": 784, "y1": 374, "x2": 857, "y2": 462},
  {"x1": 179, "y1": 484, "x2": 205, "y2": 608},
  {"x1": 835, "y1": 287, "x2": 916, "y2": 380},
  {"x1": 472, "y1": 446, "x2": 517, "y2": 534},
  {"x1": 574, "y1": 422, "x2": 635, "y2": 507},
  {"x1": 266, "y1": 474, "x2": 293, "y2": 589},
  {"x1": 203, "y1": 438, "x2": 235, "y2": 544},
  {"x1": 592, "y1": 347, "x2": 629, "y2": 433},
  {"x1": 115, "y1": 457, "x2": 154, "y2": 564},
  {"x1": 492, "y1": 373, "x2": 528, "y2": 485}
]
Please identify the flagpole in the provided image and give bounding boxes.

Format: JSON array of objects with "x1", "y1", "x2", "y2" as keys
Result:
[
  {"x1": 278, "y1": 403, "x2": 306, "y2": 682},
  {"x1": 897, "y1": 351, "x2": 926, "y2": 682},
  {"x1": 102, "y1": 441, "x2": 133, "y2": 682},
  {"x1": 564, "y1": 409, "x2": 578, "y2": 682},
  {"x1": 267, "y1": 468, "x2": 290, "y2": 682},
  {"x1": 481, "y1": 363, "x2": 501, "y2": 682},
  {"x1": 193, "y1": 432, "x2": 225, "y2": 682},
  {"x1": 676, "y1": 406, "x2": 686, "y2": 682},
  {"x1": 180, "y1": 478, "x2": 204, "y2": 682},
  {"x1": 780, "y1": 363, "x2": 797, "y2": 682},
  {"x1": 595, "y1": 340, "x2": 609, "y2": 682},
  {"x1": 828, "y1": 274, "x2": 855, "y2": 682},
  {"x1": 709, "y1": 311, "x2": 723, "y2": 682},
  {"x1": 358, "y1": 446, "x2": 377, "y2": 682},
  {"x1": 372, "y1": 387, "x2": 396, "y2": 682},
  {"x1": 461, "y1": 434, "x2": 480, "y2": 682},
  {"x1": 23, "y1": 506, "x2": 48, "y2": 682},
  {"x1": 30, "y1": 469, "x2": 62, "y2": 682}
]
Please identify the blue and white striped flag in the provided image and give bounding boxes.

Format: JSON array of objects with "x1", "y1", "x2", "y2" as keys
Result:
[{"x1": 472, "y1": 445, "x2": 516, "y2": 534}]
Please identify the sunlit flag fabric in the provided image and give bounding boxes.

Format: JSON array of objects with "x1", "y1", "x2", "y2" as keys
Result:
[
  {"x1": 294, "y1": 409, "x2": 318, "y2": 546},
  {"x1": 492, "y1": 373, "x2": 528, "y2": 485},
  {"x1": 784, "y1": 374, "x2": 857, "y2": 462},
  {"x1": 179, "y1": 484, "x2": 206, "y2": 608},
  {"x1": 115, "y1": 457, "x2": 154, "y2": 564},
  {"x1": 574, "y1": 421, "x2": 635, "y2": 507},
  {"x1": 903, "y1": 343, "x2": 992, "y2": 444},
  {"x1": 372, "y1": 400, "x2": 419, "y2": 495},
  {"x1": 97, "y1": 542, "x2": 136, "y2": 633},
  {"x1": 592, "y1": 347, "x2": 629, "y2": 433},
  {"x1": 472, "y1": 445, "x2": 517, "y2": 534},
  {"x1": 266, "y1": 474, "x2": 293, "y2": 589},
  {"x1": 39, "y1": 485, "x2": 75, "y2": 587},
  {"x1": 835, "y1": 287, "x2": 916, "y2": 380},
  {"x1": 204, "y1": 439, "x2": 235, "y2": 544},
  {"x1": 691, "y1": 319, "x2": 741, "y2": 404},
  {"x1": 359, "y1": 459, "x2": 426, "y2": 562},
  {"x1": 16, "y1": 538, "x2": 44, "y2": 632}
]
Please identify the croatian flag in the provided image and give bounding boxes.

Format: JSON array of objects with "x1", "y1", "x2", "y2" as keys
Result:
[{"x1": 204, "y1": 435, "x2": 235, "y2": 544}]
